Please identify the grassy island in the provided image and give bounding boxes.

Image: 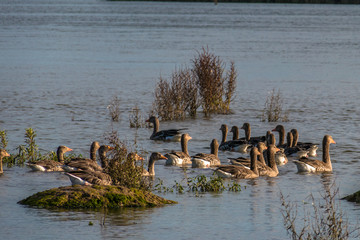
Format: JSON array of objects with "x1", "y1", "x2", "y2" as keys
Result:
[{"x1": 18, "y1": 185, "x2": 176, "y2": 209}]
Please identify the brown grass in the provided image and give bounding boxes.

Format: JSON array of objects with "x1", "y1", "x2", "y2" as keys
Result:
[
  {"x1": 261, "y1": 89, "x2": 289, "y2": 122},
  {"x1": 193, "y1": 47, "x2": 237, "y2": 116},
  {"x1": 152, "y1": 47, "x2": 237, "y2": 120},
  {"x1": 280, "y1": 182, "x2": 359, "y2": 239}
]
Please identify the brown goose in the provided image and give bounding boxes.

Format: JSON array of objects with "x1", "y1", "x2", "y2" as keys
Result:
[
  {"x1": 229, "y1": 142, "x2": 268, "y2": 166},
  {"x1": 142, "y1": 152, "x2": 167, "y2": 176},
  {"x1": 65, "y1": 170, "x2": 112, "y2": 186},
  {"x1": 240, "y1": 123, "x2": 266, "y2": 146},
  {"x1": 63, "y1": 141, "x2": 102, "y2": 172},
  {"x1": 165, "y1": 133, "x2": 192, "y2": 166},
  {"x1": 293, "y1": 135, "x2": 335, "y2": 173},
  {"x1": 262, "y1": 145, "x2": 280, "y2": 177},
  {"x1": 0, "y1": 149, "x2": 10, "y2": 174},
  {"x1": 230, "y1": 143, "x2": 280, "y2": 177},
  {"x1": 272, "y1": 125, "x2": 286, "y2": 147},
  {"x1": 230, "y1": 126, "x2": 240, "y2": 140},
  {"x1": 219, "y1": 124, "x2": 251, "y2": 153},
  {"x1": 64, "y1": 145, "x2": 114, "y2": 186},
  {"x1": 214, "y1": 147, "x2": 260, "y2": 179},
  {"x1": 192, "y1": 139, "x2": 221, "y2": 168},
  {"x1": 65, "y1": 151, "x2": 142, "y2": 186},
  {"x1": 290, "y1": 129, "x2": 318, "y2": 157},
  {"x1": 26, "y1": 146, "x2": 72, "y2": 172},
  {"x1": 146, "y1": 116, "x2": 185, "y2": 141}
]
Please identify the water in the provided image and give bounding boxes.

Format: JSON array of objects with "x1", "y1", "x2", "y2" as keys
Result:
[{"x1": 1, "y1": 0, "x2": 360, "y2": 239}]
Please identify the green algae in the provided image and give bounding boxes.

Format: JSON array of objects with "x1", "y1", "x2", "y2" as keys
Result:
[{"x1": 18, "y1": 185, "x2": 177, "y2": 209}]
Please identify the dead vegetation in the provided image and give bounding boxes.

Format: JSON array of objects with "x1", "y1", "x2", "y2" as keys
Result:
[
  {"x1": 280, "y1": 182, "x2": 359, "y2": 240},
  {"x1": 261, "y1": 89, "x2": 289, "y2": 122},
  {"x1": 152, "y1": 47, "x2": 237, "y2": 120}
]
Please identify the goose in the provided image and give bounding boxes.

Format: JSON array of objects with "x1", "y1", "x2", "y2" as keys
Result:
[
  {"x1": 214, "y1": 147, "x2": 260, "y2": 179},
  {"x1": 230, "y1": 126, "x2": 240, "y2": 140},
  {"x1": 62, "y1": 141, "x2": 103, "y2": 172},
  {"x1": 240, "y1": 123, "x2": 266, "y2": 146},
  {"x1": 0, "y1": 149, "x2": 10, "y2": 174},
  {"x1": 272, "y1": 125, "x2": 286, "y2": 147},
  {"x1": 275, "y1": 149, "x2": 288, "y2": 166},
  {"x1": 219, "y1": 124, "x2": 251, "y2": 153},
  {"x1": 192, "y1": 139, "x2": 221, "y2": 168},
  {"x1": 142, "y1": 152, "x2": 167, "y2": 176},
  {"x1": 26, "y1": 145, "x2": 72, "y2": 172},
  {"x1": 293, "y1": 135, "x2": 335, "y2": 173},
  {"x1": 146, "y1": 116, "x2": 185, "y2": 141},
  {"x1": 230, "y1": 143, "x2": 280, "y2": 177},
  {"x1": 63, "y1": 144, "x2": 114, "y2": 172},
  {"x1": 165, "y1": 133, "x2": 192, "y2": 166},
  {"x1": 229, "y1": 142, "x2": 268, "y2": 166},
  {"x1": 65, "y1": 170, "x2": 112, "y2": 186},
  {"x1": 65, "y1": 151, "x2": 143, "y2": 186},
  {"x1": 290, "y1": 129, "x2": 318, "y2": 156}
]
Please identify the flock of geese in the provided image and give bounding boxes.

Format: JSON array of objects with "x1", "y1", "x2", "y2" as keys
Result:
[{"x1": 0, "y1": 116, "x2": 336, "y2": 186}]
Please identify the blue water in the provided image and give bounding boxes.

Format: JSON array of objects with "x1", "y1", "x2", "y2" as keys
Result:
[{"x1": 1, "y1": 0, "x2": 360, "y2": 239}]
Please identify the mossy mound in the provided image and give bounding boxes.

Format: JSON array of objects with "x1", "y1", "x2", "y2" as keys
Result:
[
  {"x1": 342, "y1": 190, "x2": 360, "y2": 203},
  {"x1": 18, "y1": 185, "x2": 177, "y2": 209}
]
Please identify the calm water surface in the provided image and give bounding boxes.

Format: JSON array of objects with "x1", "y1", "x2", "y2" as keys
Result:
[{"x1": 1, "y1": 0, "x2": 360, "y2": 239}]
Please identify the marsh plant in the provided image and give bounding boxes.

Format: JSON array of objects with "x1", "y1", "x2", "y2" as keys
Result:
[
  {"x1": 261, "y1": 89, "x2": 289, "y2": 122},
  {"x1": 129, "y1": 104, "x2": 147, "y2": 128},
  {"x1": 104, "y1": 130, "x2": 149, "y2": 190},
  {"x1": 193, "y1": 47, "x2": 237, "y2": 116},
  {"x1": 152, "y1": 47, "x2": 237, "y2": 120},
  {"x1": 280, "y1": 182, "x2": 359, "y2": 240},
  {"x1": 108, "y1": 95, "x2": 121, "y2": 122},
  {"x1": 153, "y1": 67, "x2": 199, "y2": 121},
  {"x1": 0, "y1": 130, "x2": 8, "y2": 149}
]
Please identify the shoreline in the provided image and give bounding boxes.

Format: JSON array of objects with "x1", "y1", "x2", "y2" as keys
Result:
[{"x1": 107, "y1": 0, "x2": 360, "y2": 4}]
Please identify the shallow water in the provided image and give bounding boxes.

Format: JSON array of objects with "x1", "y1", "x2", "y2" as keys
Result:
[{"x1": 1, "y1": 0, "x2": 360, "y2": 239}]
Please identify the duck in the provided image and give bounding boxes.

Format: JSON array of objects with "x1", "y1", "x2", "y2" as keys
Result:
[
  {"x1": 240, "y1": 123, "x2": 266, "y2": 146},
  {"x1": 146, "y1": 116, "x2": 185, "y2": 141},
  {"x1": 62, "y1": 141, "x2": 103, "y2": 172},
  {"x1": 0, "y1": 149, "x2": 10, "y2": 174},
  {"x1": 214, "y1": 147, "x2": 260, "y2": 179},
  {"x1": 290, "y1": 129, "x2": 318, "y2": 156},
  {"x1": 142, "y1": 152, "x2": 168, "y2": 176},
  {"x1": 192, "y1": 139, "x2": 221, "y2": 168},
  {"x1": 293, "y1": 135, "x2": 335, "y2": 173},
  {"x1": 165, "y1": 133, "x2": 192, "y2": 166},
  {"x1": 26, "y1": 145, "x2": 73, "y2": 172},
  {"x1": 219, "y1": 124, "x2": 251, "y2": 153}
]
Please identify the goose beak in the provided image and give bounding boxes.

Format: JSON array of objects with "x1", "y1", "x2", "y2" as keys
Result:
[{"x1": 159, "y1": 154, "x2": 167, "y2": 160}]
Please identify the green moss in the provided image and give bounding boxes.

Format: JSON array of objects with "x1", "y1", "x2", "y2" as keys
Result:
[{"x1": 18, "y1": 185, "x2": 177, "y2": 209}]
